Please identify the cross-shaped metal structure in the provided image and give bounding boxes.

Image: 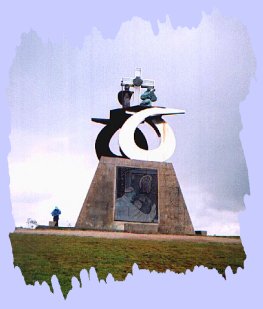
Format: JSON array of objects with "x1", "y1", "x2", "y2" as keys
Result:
[{"x1": 121, "y1": 68, "x2": 155, "y2": 105}]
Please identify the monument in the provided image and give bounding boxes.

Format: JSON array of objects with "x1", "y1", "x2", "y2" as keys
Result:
[{"x1": 75, "y1": 69, "x2": 195, "y2": 235}]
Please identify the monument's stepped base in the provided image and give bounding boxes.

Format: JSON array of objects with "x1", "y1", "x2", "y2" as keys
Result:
[{"x1": 76, "y1": 156, "x2": 195, "y2": 235}]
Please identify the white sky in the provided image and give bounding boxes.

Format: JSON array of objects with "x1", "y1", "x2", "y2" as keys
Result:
[{"x1": 7, "y1": 11, "x2": 256, "y2": 235}]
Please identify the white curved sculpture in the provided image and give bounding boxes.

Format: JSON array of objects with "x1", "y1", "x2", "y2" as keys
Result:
[{"x1": 119, "y1": 107, "x2": 185, "y2": 162}]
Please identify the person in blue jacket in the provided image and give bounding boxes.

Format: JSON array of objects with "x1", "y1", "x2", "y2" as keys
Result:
[{"x1": 51, "y1": 206, "x2": 61, "y2": 227}]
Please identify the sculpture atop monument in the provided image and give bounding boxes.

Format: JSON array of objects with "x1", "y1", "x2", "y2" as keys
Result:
[
  {"x1": 92, "y1": 68, "x2": 185, "y2": 162},
  {"x1": 140, "y1": 87, "x2": 157, "y2": 106},
  {"x1": 75, "y1": 69, "x2": 195, "y2": 235}
]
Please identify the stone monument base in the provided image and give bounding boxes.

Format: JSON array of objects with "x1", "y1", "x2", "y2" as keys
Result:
[{"x1": 75, "y1": 156, "x2": 194, "y2": 235}]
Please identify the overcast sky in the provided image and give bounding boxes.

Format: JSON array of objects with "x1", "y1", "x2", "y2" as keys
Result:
[{"x1": 7, "y1": 10, "x2": 256, "y2": 235}]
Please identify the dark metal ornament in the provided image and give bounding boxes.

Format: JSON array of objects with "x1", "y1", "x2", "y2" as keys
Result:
[{"x1": 92, "y1": 107, "x2": 149, "y2": 159}]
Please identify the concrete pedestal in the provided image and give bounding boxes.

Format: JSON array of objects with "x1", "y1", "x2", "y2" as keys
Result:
[{"x1": 75, "y1": 156, "x2": 194, "y2": 235}]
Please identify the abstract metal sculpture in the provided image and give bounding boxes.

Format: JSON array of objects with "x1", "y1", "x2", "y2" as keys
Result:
[
  {"x1": 119, "y1": 107, "x2": 184, "y2": 162},
  {"x1": 92, "y1": 69, "x2": 185, "y2": 162}
]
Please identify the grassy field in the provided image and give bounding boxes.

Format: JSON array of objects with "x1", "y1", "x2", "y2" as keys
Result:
[{"x1": 9, "y1": 233, "x2": 246, "y2": 297}]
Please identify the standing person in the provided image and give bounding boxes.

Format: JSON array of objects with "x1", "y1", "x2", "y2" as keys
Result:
[{"x1": 51, "y1": 206, "x2": 61, "y2": 227}]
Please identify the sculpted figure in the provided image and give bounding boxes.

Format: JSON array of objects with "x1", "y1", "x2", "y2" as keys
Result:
[
  {"x1": 115, "y1": 187, "x2": 156, "y2": 222},
  {"x1": 140, "y1": 87, "x2": 157, "y2": 106}
]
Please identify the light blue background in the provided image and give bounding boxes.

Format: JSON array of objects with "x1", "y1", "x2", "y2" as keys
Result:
[{"x1": 0, "y1": 1, "x2": 262, "y2": 308}]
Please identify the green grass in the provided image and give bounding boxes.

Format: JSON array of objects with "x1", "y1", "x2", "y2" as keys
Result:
[{"x1": 9, "y1": 233, "x2": 246, "y2": 297}]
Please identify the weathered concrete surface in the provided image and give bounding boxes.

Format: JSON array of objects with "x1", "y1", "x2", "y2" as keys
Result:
[
  {"x1": 124, "y1": 223, "x2": 159, "y2": 234},
  {"x1": 75, "y1": 156, "x2": 195, "y2": 235}
]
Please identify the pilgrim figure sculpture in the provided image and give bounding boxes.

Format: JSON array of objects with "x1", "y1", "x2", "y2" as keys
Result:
[{"x1": 92, "y1": 69, "x2": 185, "y2": 162}]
